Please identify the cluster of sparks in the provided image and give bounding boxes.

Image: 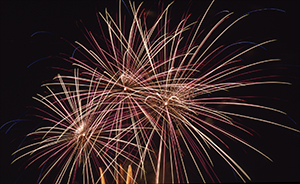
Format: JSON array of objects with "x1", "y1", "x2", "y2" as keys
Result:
[{"x1": 6, "y1": 0, "x2": 299, "y2": 183}]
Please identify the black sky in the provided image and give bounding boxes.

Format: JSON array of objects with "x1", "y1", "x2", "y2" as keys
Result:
[{"x1": 1, "y1": 0, "x2": 299, "y2": 183}]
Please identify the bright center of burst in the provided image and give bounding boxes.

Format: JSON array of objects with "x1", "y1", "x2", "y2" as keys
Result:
[
  {"x1": 75, "y1": 124, "x2": 86, "y2": 137},
  {"x1": 124, "y1": 87, "x2": 127, "y2": 91},
  {"x1": 164, "y1": 102, "x2": 168, "y2": 106}
]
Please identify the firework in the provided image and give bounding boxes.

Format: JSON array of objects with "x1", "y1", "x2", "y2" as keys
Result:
[
  {"x1": 11, "y1": 69, "x2": 142, "y2": 184},
  {"x1": 2, "y1": 0, "x2": 299, "y2": 183},
  {"x1": 60, "y1": 0, "x2": 299, "y2": 183}
]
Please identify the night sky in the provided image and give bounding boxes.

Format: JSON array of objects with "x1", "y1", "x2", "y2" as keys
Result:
[{"x1": 1, "y1": 0, "x2": 299, "y2": 183}]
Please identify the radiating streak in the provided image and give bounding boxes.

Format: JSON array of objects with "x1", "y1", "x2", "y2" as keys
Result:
[
  {"x1": 220, "y1": 110, "x2": 300, "y2": 133},
  {"x1": 202, "y1": 59, "x2": 281, "y2": 85},
  {"x1": 197, "y1": 39, "x2": 277, "y2": 83}
]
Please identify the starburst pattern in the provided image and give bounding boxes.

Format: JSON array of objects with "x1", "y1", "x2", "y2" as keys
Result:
[
  {"x1": 3, "y1": 0, "x2": 299, "y2": 183},
  {"x1": 12, "y1": 70, "x2": 141, "y2": 184},
  {"x1": 55, "y1": 0, "x2": 299, "y2": 183}
]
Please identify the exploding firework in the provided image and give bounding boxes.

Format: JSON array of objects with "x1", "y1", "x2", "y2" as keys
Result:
[
  {"x1": 1, "y1": 0, "x2": 299, "y2": 183},
  {"x1": 55, "y1": 0, "x2": 299, "y2": 183},
  {"x1": 10, "y1": 69, "x2": 142, "y2": 184}
]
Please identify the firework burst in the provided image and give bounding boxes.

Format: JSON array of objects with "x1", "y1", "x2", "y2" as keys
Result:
[
  {"x1": 2, "y1": 0, "x2": 299, "y2": 183},
  {"x1": 59, "y1": 0, "x2": 299, "y2": 183},
  {"x1": 11, "y1": 69, "x2": 142, "y2": 184}
]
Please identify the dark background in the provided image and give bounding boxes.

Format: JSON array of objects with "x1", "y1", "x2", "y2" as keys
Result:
[{"x1": 1, "y1": 0, "x2": 299, "y2": 183}]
